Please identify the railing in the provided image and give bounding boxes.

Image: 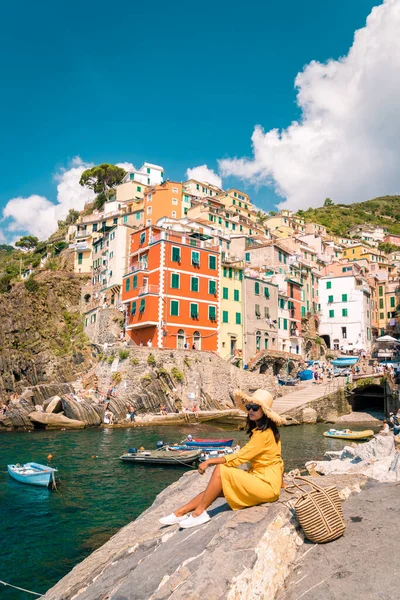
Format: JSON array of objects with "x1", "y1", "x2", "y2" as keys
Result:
[
  {"x1": 124, "y1": 263, "x2": 149, "y2": 275},
  {"x1": 139, "y1": 285, "x2": 159, "y2": 295},
  {"x1": 76, "y1": 230, "x2": 91, "y2": 239}
]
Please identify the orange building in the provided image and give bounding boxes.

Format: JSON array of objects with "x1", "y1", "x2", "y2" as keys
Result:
[
  {"x1": 122, "y1": 226, "x2": 220, "y2": 350},
  {"x1": 143, "y1": 181, "x2": 183, "y2": 226}
]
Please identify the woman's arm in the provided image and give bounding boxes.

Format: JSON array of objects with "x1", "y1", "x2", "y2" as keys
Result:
[{"x1": 198, "y1": 456, "x2": 226, "y2": 474}]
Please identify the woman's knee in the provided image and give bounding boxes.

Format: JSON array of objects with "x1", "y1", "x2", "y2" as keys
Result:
[{"x1": 212, "y1": 464, "x2": 221, "y2": 477}]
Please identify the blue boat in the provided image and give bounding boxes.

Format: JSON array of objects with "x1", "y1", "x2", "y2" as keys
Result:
[
  {"x1": 184, "y1": 437, "x2": 234, "y2": 448},
  {"x1": 330, "y1": 357, "x2": 359, "y2": 367},
  {"x1": 7, "y1": 462, "x2": 57, "y2": 488}
]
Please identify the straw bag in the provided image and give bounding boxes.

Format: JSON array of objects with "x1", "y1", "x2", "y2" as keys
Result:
[{"x1": 286, "y1": 476, "x2": 346, "y2": 543}]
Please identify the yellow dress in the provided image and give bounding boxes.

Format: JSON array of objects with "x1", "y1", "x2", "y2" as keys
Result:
[{"x1": 220, "y1": 429, "x2": 284, "y2": 510}]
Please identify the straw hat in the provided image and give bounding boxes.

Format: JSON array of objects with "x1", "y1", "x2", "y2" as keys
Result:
[{"x1": 233, "y1": 389, "x2": 286, "y2": 426}]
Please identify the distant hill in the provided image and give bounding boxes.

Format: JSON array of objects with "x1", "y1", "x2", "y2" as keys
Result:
[{"x1": 296, "y1": 196, "x2": 400, "y2": 236}]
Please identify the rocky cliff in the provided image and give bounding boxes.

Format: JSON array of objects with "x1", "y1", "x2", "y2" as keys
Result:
[{"x1": 0, "y1": 270, "x2": 92, "y2": 398}]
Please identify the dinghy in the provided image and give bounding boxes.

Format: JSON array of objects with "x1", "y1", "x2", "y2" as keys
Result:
[
  {"x1": 323, "y1": 429, "x2": 374, "y2": 441},
  {"x1": 120, "y1": 448, "x2": 201, "y2": 466},
  {"x1": 183, "y1": 437, "x2": 234, "y2": 448},
  {"x1": 7, "y1": 462, "x2": 57, "y2": 488}
]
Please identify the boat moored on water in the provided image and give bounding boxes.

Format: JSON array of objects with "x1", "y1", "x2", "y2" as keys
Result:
[
  {"x1": 120, "y1": 448, "x2": 201, "y2": 466},
  {"x1": 7, "y1": 462, "x2": 57, "y2": 488},
  {"x1": 323, "y1": 429, "x2": 375, "y2": 441},
  {"x1": 200, "y1": 447, "x2": 235, "y2": 462},
  {"x1": 183, "y1": 437, "x2": 234, "y2": 448}
]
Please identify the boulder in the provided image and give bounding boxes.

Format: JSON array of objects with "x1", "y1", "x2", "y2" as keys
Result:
[
  {"x1": 301, "y1": 407, "x2": 317, "y2": 424},
  {"x1": 323, "y1": 408, "x2": 338, "y2": 423},
  {"x1": 45, "y1": 396, "x2": 63, "y2": 414},
  {"x1": 324, "y1": 451, "x2": 342, "y2": 461},
  {"x1": 61, "y1": 397, "x2": 103, "y2": 426},
  {"x1": 29, "y1": 411, "x2": 85, "y2": 429},
  {"x1": 0, "y1": 407, "x2": 34, "y2": 430},
  {"x1": 352, "y1": 434, "x2": 395, "y2": 461}
]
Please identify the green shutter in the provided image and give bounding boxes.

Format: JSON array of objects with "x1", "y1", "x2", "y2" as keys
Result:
[
  {"x1": 170, "y1": 300, "x2": 179, "y2": 316},
  {"x1": 283, "y1": 319, "x2": 288, "y2": 330},
  {"x1": 209, "y1": 280, "x2": 217, "y2": 295},
  {"x1": 234, "y1": 289, "x2": 239, "y2": 301},
  {"x1": 192, "y1": 251, "x2": 200, "y2": 266},
  {"x1": 208, "y1": 305, "x2": 216, "y2": 320},
  {"x1": 328, "y1": 295, "x2": 333, "y2": 303},
  {"x1": 131, "y1": 301, "x2": 136, "y2": 315},
  {"x1": 78, "y1": 253, "x2": 83, "y2": 265},
  {"x1": 390, "y1": 296, "x2": 395, "y2": 307},
  {"x1": 172, "y1": 247, "x2": 180, "y2": 262},
  {"x1": 326, "y1": 281, "x2": 332, "y2": 289},
  {"x1": 264, "y1": 287, "x2": 270, "y2": 298},
  {"x1": 342, "y1": 294, "x2": 348, "y2": 302},
  {"x1": 222, "y1": 311, "x2": 229, "y2": 323},
  {"x1": 342, "y1": 308, "x2": 348, "y2": 317},
  {"x1": 235, "y1": 312, "x2": 241, "y2": 325},
  {"x1": 255, "y1": 281, "x2": 260, "y2": 295},
  {"x1": 191, "y1": 277, "x2": 199, "y2": 292},
  {"x1": 125, "y1": 278, "x2": 130, "y2": 291},
  {"x1": 209, "y1": 255, "x2": 216, "y2": 270},
  {"x1": 190, "y1": 303, "x2": 198, "y2": 318},
  {"x1": 223, "y1": 287, "x2": 229, "y2": 299},
  {"x1": 171, "y1": 273, "x2": 180, "y2": 289},
  {"x1": 139, "y1": 299, "x2": 146, "y2": 312},
  {"x1": 329, "y1": 309, "x2": 334, "y2": 318},
  {"x1": 133, "y1": 275, "x2": 137, "y2": 289}
]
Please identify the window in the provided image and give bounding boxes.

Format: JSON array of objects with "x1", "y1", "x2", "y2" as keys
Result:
[
  {"x1": 379, "y1": 299, "x2": 384, "y2": 309},
  {"x1": 147, "y1": 206, "x2": 152, "y2": 214},
  {"x1": 342, "y1": 308, "x2": 348, "y2": 317},
  {"x1": 190, "y1": 303, "x2": 199, "y2": 318},
  {"x1": 93, "y1": 223, "x2": 98, "y2": 231},
  {"x1": 125, "y1": 278, "x2": 130, "y2": 292},
  {"x1": 255, "y1": 281, "x2": 260, "y2": 295},
  {"x1": 283, "y1": 319, "x2": 288, "y2": 330},
  {"x1": 342, "y1": 326, "x2": 347, "y2": 339},
  {"x1": 379, "y1": 286, "x2": 383, "y2": 296},
  {"x1": 78, "y1": 253, "x2": 83, "y2": 265},
  {"x1": 222, "y1": 311, "x2": 229, "y2": 323},
  {"x1": 235, "y1": 312, "x2": 241, "y2": 325},
  {"x1": 264, "y1": 334, "x2": 269, "y2": 350},
  {"x1": 209, "y1": 280, "x2": 217, "y2": 295},
  {"x1": 171, "y1": 273, "x2": 180, "y2": 289},
  {"x1": 137, "y1": 186, "x2": 141, "y2": 192},
  {"x1": 146, "y1": 167, "x2": 151, "y2": 174},
  {"x1": 264, "y1": 287, "x2": 270, "y2": 299},
  {"x1": 133, "y1": 275, "x2": 137, "y2": 289},
  {"x1": 264, "y1": 306, "x2": 270, "y2": 318},
  {"x1": 245, "y1": 252, "x2": 250, "y2": 262},
  {"x1": 255, "y1": 304, "x2": 261, "y2": 317},
  {"x1": 209, "y1": 255, "x2": 216, "y2": 270},
  {"x1": 342, "y1": 294, "x2": 348, "y2": 302},
  {"x1": 136, "y1": 212, "x2": 141, "y2": 220},
  {"x1": 256, "y1": 331, "x2": 261, "y2": 351},
  {"x1": 328, "y1": 295, "x2": 334, "y2": 303},
  {"x1": 131, "y1": 301, "x2": 136, "y2": 315},
  {"x1": 380, "y1": 312, "x2": 384, "y2": 319},
  {"x1": 172, "y1": 247, "x2": 181, "y2": 263},
  {"x1": 190, "y1": 277, "x2": 199, "y2": 292},
  {"x1": 301, "y1": 306, "x2": 306, "y2": 317},
  {"x1": 329, "y1": 309, "x2": 334, "y2": 318},
  {"x1": 170, "y1": 300, "x2": 179, "y2": 316},
  {"x1": 223, "y1": 287, "x2": 229, "y2": 299},
  {"x1": 326, "y1": 281, "x2": 332, "y2": 289},
  {"x1": 191, "y1": 251, "x2": 200, "y2": 267},
  {"x1": 139, "y1": 299, "x2": 146, "y2": 313},
  {"x1": 139, "y1": 232, "x2": 146, "y2": 245},
  {"x1": 113, "y1": 217, "x2": 118, "y2": 224},
  {"x1": 208, "y1": 305, "x2": 216, "y2": 321},
  {"x1": 234, "y1": 289, "x2": 240, "y2": 301},
  {"x1": 172, "y1": 211, "x2": 176, "y2": 219},
  {"x1": 390, "y1": 296, "x2": 395, "y2": 307},
  {"x1": 172, "y1": 197, "x2": 178, "y2": 205},
  {"x1": 123, "y1": 215, "x2": 128, "y2": 223},
  {"x1": 278, "y1": 251, "x2": 282, "y2": 262}
]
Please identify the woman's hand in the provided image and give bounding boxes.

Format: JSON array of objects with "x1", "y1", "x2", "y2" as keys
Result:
[{"x1": 198, "y1": 461, "x2": 209, "y2": 475}]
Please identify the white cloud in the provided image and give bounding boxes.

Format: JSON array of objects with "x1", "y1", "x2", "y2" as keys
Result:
[
  {"x1": 186, "y1": 165, "x2": 222, "y2": 188},
  {"x1": 219, "y1": 0, "x2": 400, "y2": 210},
  {"x1": 116, "y1": 162, "x2": 135, "y2": 172},
  {"x1": 2, "y1": 156, "x2": 95, "y2": 241}
]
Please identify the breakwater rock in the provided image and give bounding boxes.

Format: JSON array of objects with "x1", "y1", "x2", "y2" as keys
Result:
[{"x1": 42, "y1": 471, "x2": 366, "y2": 600}]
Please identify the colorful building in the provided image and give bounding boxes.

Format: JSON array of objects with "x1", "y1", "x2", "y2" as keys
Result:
[
  {"x1": 219, "y1": 260, "x2": 244, "y2": 361},
  {"x1": 143, "y1": 181, "x2": 184, "y2": 226},
  {"x1": 122, "y1": 226, "x2": 220, "y2": 350}
]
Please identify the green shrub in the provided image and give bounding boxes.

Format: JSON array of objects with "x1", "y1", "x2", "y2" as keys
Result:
[
  {"x1": 356, "y1": 377, "x2": 375, "y2": 388},
  {"x1": 24, "y1": 276, "x2": 39, "y2": 293},
  {"x1": 184, "y1": 357, "x2": 191, "y2": 368},
  {"x1": 130, "y1": 357, "x2": 139, "y2": 366},
  {"x1": 112, "y1": 372, "x2": 122, "y2": 384},
  {"x1": 171, "y1": 367, "x2": 184, "y2": 383},
  {"x1": 107, "y1": 355, "x2": 115, "y2": 365},
  {"x1": 326, "y1": 353, "x2": 335, "y2": 360},
  {"x1": 157, "y1": 367, "x2": 168, "y2": 376},
  {"x1": 118, "y1": 349, "x2": 129, "y2": 360},
  {"x1": 141, "y1": 374, "x2": 152, "y2": 384},
  {"x1": 147, "y1": 353, "x2": 156, "y2": 366},
  {"x1": 315, "y1": 337, "x2": 322, "y2": 345}
]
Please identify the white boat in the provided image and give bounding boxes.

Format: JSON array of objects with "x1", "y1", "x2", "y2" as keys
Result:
[{"x1": 7, "y1": 462, "x2": 57, "y2": 488}]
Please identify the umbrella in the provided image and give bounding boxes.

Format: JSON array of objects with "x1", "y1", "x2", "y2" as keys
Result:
[{"x1": 375, "y1": 335, "x2": 400, "y2": 343}]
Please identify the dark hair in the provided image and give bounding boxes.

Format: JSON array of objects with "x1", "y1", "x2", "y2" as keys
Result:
[{"x1": 246, "y1": 414, "x2": 280, "y2": 444}]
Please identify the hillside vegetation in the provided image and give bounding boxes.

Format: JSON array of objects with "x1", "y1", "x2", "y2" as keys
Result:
[{"x1": 297, "y1": 196, "x2": 400, "y2": 236}]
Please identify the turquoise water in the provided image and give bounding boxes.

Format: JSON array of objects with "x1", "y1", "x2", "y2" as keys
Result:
[{"x1": 0, "y1": 423, "x2": 378, "y2": 598}]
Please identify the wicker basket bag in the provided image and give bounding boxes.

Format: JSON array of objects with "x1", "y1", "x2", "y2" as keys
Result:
[{"x1": 286, "y1": 476, "x2": 346, "y2": 543}]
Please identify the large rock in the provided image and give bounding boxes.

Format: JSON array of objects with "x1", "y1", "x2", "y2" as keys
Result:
[
  {"x1": 29, "y1": 411, "x2": 85, "y2": 429},
  {"x1": 0, "y1": 407, "x2": 34, "y2": 430},
  {"x1": 45, "y1": 396, "x2": 63, "y2": 413},
  {"x1": 61, "y1": 397, "x2": 103, "y2": 426},
  {"x1": 41, "y1": 471, "x2": 366, "y2": 600},
  {"x1": 301, "y1": 407, "x2": 317, "y2": 424}
]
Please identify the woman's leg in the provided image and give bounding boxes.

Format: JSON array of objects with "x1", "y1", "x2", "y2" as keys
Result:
[{"x1": 174, "y1": 465, "x2": 224, "y2": 517}]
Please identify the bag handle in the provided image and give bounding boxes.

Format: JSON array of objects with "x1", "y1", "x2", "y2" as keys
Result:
[{"x1": 288, "y1": 476, "x2": 344, "y2": 535}]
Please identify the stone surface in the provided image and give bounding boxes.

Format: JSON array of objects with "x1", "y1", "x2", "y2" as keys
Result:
[
  {"x1": 61, "y1": 397, "x2": 103, "y2": 426},
  {"x1": 29, "y1": 411, "x2": 85, "y2": 429},
  {"x1": 279, "y1": 481, "x2": 400, "y2": 600},
  {"x1": 301, "y1": 407, "x2": 318, "y2": 424},
  {"x1": 45, "y1": 396, "x2": 63, "y2": 413},
  {"x1": 41, "y1": 470, "x2": 367, "y2": 600}
]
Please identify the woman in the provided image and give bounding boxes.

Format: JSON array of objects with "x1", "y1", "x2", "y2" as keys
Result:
[{"x1": 159, "y1": 389, "x2": 285, "y2": 529}]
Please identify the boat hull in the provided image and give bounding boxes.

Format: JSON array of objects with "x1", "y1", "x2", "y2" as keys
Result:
[
  {"x1": 120, "y1": 450, "x2": 201, "y2": 466},
  {"x1": 185, "y1": 438, "x2": 234, "y2": 448},
  {"x1": 323, "y1": 430, "x2": 374, "y2": 441},
  {"x1": 7, "y1": 463, "x2": 57, "y2": 487}
]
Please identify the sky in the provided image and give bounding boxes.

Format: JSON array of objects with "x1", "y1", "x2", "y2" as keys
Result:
[{"x1": 0, "y1": 0, "x2": 393, "y2": 242}]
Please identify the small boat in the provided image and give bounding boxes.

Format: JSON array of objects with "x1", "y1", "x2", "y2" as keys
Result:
[
  {"x1": 277, "y1": 376, "x2": 297, "y2": 386},
  {"x1": 323, "y1": 429, "x2": 375, "y2": 441},
  {"x1": 120, "y1": 448, "x2": 201, "y2": 466},
  {"x1": 330, "y1": 357, "x2": 359, "y2": 367},
  {"x1": 200, "y1": 447, "x2": 235, "y2": 462},
  {"x1": 184, "y1": 437, "x2": 234, "y2": 448},
  {"x1": 7, "y1": 462, "x2": 57, "y2": 488}
]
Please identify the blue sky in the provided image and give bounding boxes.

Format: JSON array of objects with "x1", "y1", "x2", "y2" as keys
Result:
[{"x1": 0, "y1": 0, "x2": 385, "y2": 239}]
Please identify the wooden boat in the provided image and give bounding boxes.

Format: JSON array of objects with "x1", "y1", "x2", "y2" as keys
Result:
[
  {"x1": 323, "y1": 429, "x2": 374, "y2": 441},
  {"x1": 7, "y1": 462, "x2": 57, "y2": 488},
  {"x1": 184, "y1": 437, "x2": 234, "y2": 448},
  {"x1": 120, "y1": 449, "x2": 201, "y2": 465}
]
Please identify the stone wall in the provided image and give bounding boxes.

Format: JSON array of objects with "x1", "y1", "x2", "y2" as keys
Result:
[
  {"x1": 84, "y1": 308, "x2": 124, "y2": 345},
  {"x1": 286, "y1": 387, "x2": 352, "y2": 424}
]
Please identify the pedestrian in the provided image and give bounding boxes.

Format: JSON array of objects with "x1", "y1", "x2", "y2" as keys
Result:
[
  {"x1": 147, "y1": 339, "x2": 152, "y2": 347},
  {"x1": 313, "y1": 370, "x2": 319, "y2": 384},
  {"x1": 127, "y1": 404, "x2": 136, "y2": 422}
]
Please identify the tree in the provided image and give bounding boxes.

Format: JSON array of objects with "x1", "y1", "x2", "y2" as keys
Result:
[
  {"x1": 269, "y1": 211, "x2": 277, "y2": 216},
  {"x1": 79, "y1": 164, "x2": 127, "y2": 208},
  {"x1": 15, "y1": 236, "x2": 39, "y2": 250},
  {"x1": 324, "y1": 198, "x2": 334, "y2": 207},
  {"x1": 256, "y1": 210, "x2": 268, "y2": 225}
]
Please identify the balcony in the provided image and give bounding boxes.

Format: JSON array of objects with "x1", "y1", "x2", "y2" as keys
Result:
[
  {"x1": 76, "y1": 230, "x2": 91, "y2": 239},
  {"x1": 124, "y1": 262, "x2": 149, "y2": 275},
  {"x1": 139, "y1": 285, "x2": 159, "y2": 295}
]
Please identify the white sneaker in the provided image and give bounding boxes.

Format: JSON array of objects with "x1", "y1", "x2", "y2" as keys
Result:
[
  {"x1": 159, "y1": 513, "x2": 188, "y2": 526},
  {"x1": 179, "y1": 511, "x2": 210, "y2": 529}
]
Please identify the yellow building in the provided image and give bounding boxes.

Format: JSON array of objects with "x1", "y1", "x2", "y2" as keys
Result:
[
  {"x1": 342, "y1": 243, "x2": 387, "y2": 264},
  {"x1": 219, "y1": 261, "x2": 244, "y2": 364},
  {"x1": 377, "y1": 280, "x2": 398, "y2": 336},
  {"x1": 116, "y1": 180, "x2": 148, "y2": 203}
]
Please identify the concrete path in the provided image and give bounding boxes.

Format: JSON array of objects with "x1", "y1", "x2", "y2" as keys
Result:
[
  {"x1": 275, "y1": 378, "x2": 346, "y2": 415},
  {"x1": 279, "y1": 481, "x2": 400, "y2": 600}
]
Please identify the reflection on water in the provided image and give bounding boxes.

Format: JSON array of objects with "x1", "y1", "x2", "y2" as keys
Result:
[{"x1": 0, "y1": 422, "x2": 380, "y2": 598}]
